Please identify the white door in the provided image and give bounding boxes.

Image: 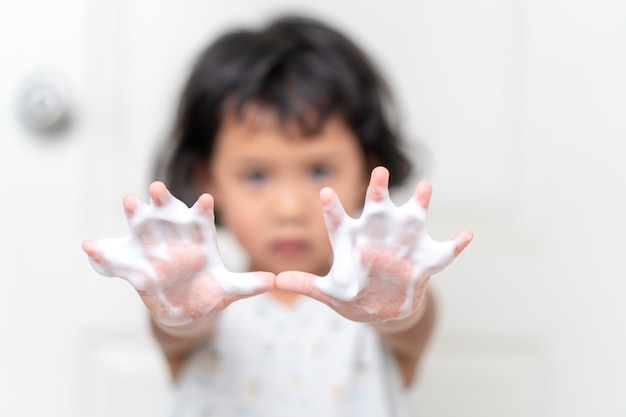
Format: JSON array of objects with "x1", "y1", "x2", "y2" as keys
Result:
[
  {"x1": 1, "y1": 1, "x2": 624, "y2": 416},
  {"x1": 0, "y1": 1, "x2": 170, "y2": 416}
]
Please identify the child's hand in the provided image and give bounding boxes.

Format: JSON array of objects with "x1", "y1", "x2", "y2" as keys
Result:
[
  {"x1": 82, "y1": 182, "x2": 275, "y2": 326},
  {"x1": 276, "y1": 166, "x2": 472, "y2": 323}
]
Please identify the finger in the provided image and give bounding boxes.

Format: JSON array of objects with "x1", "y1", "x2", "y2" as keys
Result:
[
  {"x1": 396, "y1": 217, "x2": 419, "y2": 254},
  {"x1": 149, "y1": 181, "x2": 171, "y2": 207},
  {"x1": 82, "y1": 240, "x2": 115, "y2": 277},
  {"x1": 365, "y1": 166, "x2": 390, "y2": 203},
  {"x1": 217, "y1": 271, "x2": 276, "y2": 309},
  {"x1": 276, "y1": 271, "x2": 333, "y2": 303},
  {"x1": 453, "y1": 229, "x2": 474, "y2": 257},
  {"x1": 82, "y1": 239, "x2": 101, "y2": 260},
  {"x1": 124, "y1": 193, "x2": 156, "y2": 243},
  {"x1": 248, "y1": 271, "x2": 276, "y2": 294},
  {"x1": 414, "y1": 181, "x2": 432, "y2": 210},
  {"x1": 320, "y1": 187, "x2": 346, "y2": 237},
  {"x1": 122, "y1": 194, "x2": 140, "y2": 219},
  {"x1": 192, "y1": 193, "x2": 215, "y2": 219},
  {"x1": 215, "y1": 270, "x2": 277, "y2": 300},
  {"x1": 191, "y1": 194, "x2": 216, "y2": 243}
]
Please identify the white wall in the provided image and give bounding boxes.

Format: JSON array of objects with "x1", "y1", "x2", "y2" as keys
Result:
[{"x1": 1, "y1": 0, "x2": 625, "y2": 416}]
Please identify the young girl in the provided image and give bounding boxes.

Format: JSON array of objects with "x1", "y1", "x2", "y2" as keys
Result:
[{"x1": 83, "y1": 15, "x2": 472, "y2": 417}]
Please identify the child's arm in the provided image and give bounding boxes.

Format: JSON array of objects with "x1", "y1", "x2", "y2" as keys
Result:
[
  {"x1": 149, "y1": 314, "x2": 220, "y2": 379},
  {"x1": 82, "y1": 182, "x2": 275, "y2": 377},
  {"x1": 371, "y1": 289, "x2": 436, "y2": 386},
  {"x1": 276, "y1": 166, "x2": 472, "y2": 385}
]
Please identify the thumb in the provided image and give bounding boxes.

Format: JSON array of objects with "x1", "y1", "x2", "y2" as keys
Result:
[{"x1": 276, "y1": 270, "x2": 331, "y2": 303}]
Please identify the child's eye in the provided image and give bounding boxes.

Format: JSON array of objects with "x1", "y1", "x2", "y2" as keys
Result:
[
  {"x1": 243, "y1": 171, "x2": 268, "y2": 184},
  {"x1": 309, "y1": 165, "x2": 332, "y2": 180}
]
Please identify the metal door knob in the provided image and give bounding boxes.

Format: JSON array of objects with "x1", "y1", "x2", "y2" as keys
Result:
[{"x1": 18, "y1": 71, "x2": 72, "y2": 133}]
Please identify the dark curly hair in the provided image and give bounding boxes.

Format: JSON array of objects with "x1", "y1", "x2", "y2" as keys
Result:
[{"x1": 154, "y1": 15, "x2": 413, "y2": 207}]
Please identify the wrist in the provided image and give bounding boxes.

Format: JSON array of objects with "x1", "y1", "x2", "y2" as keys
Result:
[
  {"x1": 372, "y1": 292, "x2": 429, "y2": 334},
  {"x1": 153, "y1": 313, "x2": 219, "y2": 339}
]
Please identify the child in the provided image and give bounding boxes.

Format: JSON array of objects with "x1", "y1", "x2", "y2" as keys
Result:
[{"x1": 83, "y1": 15, "x2": 472, "y2": 417}]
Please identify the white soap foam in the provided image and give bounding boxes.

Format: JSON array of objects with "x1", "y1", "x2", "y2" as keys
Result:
[
  {"x1": 315, "y1": 187, "x2": 456, "y2": 319},
  {"x1": 87, "y1": 181, "x2": 462, "y2": 324},
  {"x1": 85, "y1": 189, "x2": 269, "y2": 325}
]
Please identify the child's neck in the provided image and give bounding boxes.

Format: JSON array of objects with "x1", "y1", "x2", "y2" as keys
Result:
[{"x1": 268, "y1": 288, "x2": 301, "y2": 305}]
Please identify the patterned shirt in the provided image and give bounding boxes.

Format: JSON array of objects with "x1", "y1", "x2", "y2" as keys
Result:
[{"x1": 167, "y1": 293, "x2": 411, "y2": 417}]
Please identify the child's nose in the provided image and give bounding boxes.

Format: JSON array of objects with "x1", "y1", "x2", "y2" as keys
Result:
[{"x1": 272, "y1": 184, "x2": 311, "y2": 224}]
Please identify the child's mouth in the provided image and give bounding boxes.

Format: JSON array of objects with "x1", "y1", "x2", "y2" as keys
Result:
[{"x1": 272, "y1": 240, "x2": 309, "y2": 257}]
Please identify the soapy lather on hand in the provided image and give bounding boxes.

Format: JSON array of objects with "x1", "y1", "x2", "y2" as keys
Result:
[
  {"x1": 82, "y1": 181, "x2": 275, "y2": 326},
  {"x1": 83, "y1": 166, "x2": 472, "y2": 326},
  {"x1": 276, "y1": 166, "x2": 472, "y2": 322}
]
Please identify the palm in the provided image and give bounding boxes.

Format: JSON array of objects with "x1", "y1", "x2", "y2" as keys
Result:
[
  {"x1": 276, "y1": 166, "x2": 472, "y2": 322},
  {"x1": 82, "y1": 182, "x2": 274, "y2": 326}
]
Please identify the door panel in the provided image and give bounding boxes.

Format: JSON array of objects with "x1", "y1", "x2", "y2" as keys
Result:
[{"x1": 3, "y1": 1, "x2": 624, "y2": 416}]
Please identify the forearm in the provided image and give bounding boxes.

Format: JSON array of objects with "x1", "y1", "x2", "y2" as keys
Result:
[
  {"x1": 150, "y1": 314, "x2": 220, "y2": 379},
  {"x1": 372, "y1": 290, "x2": 436, "y2": 386}
]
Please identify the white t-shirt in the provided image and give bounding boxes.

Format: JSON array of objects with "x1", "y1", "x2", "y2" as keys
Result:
[{"x1": 167, "y1": 293, "x2": 412, "y2": 417}]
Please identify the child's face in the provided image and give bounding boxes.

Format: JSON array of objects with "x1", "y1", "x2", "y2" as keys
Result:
[{"x1": 199, "y1": 107, "x2": 369, "y2": 276}]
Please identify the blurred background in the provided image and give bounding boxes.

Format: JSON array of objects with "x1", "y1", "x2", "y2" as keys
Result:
[{"x1": 1, "y1": 0, "x2": 625, "y2": 416}]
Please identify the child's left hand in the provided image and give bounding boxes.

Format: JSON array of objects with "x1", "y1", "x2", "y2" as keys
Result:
[{"x1": 276, "y1": 166, "x2": 473, "y2": 323}]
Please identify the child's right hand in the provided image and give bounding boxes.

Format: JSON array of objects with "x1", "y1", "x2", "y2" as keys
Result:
[{"x1": 82, "y1": 182, "x2": 275, "y2": 327}]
